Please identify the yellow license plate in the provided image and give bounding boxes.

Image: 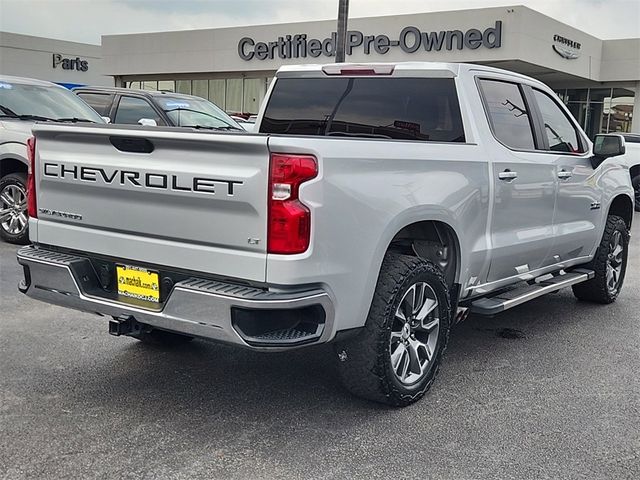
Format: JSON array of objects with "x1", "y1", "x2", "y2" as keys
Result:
[{"x1": 116, "y1": 264, "x2": 160, "y2": 303}]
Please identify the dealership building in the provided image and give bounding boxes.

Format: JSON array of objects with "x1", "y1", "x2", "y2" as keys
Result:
[
  {"x1": 0, "y1": 31, "x2": 111, "y2": 87},
  {"x1": 100, "y1": 5, "x2": 639, "y2": 135},
  {"x1": 2, "y1": 5, "x2": 639, "y2": 135}
]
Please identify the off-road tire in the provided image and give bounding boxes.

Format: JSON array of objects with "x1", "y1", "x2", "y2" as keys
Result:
[
  {"x1": 632, "y1": 175, "x2": 640, "y2": 212},
  {"x1": 572, "y1": 215, "x2": 629, "y2": 304},
  {"x1": 130, "y1": 328, "x2": 194, "y2": 346},
  {"x1": 0, "y1": 172, "x2": 29, "y2": 245},
  {"x1": 334, "y1": 252, "x2": 451, "y2": 407}
]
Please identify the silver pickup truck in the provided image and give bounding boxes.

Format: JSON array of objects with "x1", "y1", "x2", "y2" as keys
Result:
[{"x1": 18, "y1": 63, "x2": 634, "y2": 406}]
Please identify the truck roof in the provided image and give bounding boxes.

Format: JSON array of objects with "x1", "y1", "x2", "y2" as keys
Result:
[
  {"x1": 71, "y1": 85, "x2": 200, "y2": 100},
  {"x1": 275, "y1": 62, "x2": 546, "y2": 85}
]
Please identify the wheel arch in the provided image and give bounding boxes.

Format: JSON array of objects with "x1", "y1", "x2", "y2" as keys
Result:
[
  {"x1": 386, "y1": 220, "x2": 462, "y2": 288},
  {"x1": 608, "y1": 194, "x2": 634, "y2": 230},
  {"x1": 0, "y1": 157, "x2": 28, "y2": 179}
]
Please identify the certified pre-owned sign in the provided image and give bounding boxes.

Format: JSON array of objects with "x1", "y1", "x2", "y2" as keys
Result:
[
  {"x1": 552, "y1": 34, "x2": 581, "y2": 59},
  {"x1": 239, "y1": 21, "x2": 502, "y2": 60}
]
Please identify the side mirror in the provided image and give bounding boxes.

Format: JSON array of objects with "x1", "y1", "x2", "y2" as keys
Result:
[
  {"x1": 138, "y1": 118, "x2": 157, "y2": 127},
  {"x1": 591, "y1": 134, "x2": 626, "y2": 168},
  {"x1": 101, "y1": 116, "x2": 111, "y2": 124}
]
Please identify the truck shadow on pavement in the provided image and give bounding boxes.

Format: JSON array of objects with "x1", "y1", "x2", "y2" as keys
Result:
[{"x1": 55, "y1": 287, "x2": 619, "y2": 424}]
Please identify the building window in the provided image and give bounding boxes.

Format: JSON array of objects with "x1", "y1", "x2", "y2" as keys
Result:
[
  {"x1": 556, "y1": 87, "x2": 635, "y2": 137},
  {"x1": 243, "y1": 78, "x2": 266, "y2": 115},
  {"x1": 226, "y1": 79, "x2": 243, "y2": 113},
  {"x1": 176, "y1": 80, "x2": 192, "y2": 95},
  {"x1": 192, "y1": 80, "x2": 208, "y2": 99},
  {"x1": 609, "y1": 88, "x2": 635, "y2": 133},
  {"x1": 158, "y1": 80, "x2": 175, "y2": 92},
  {"x1": 209, "y1": 79, "x2": 226, "y2": 110},
  {"x1": 125, "y1": 76, "x2": 271, "y2": 115}
]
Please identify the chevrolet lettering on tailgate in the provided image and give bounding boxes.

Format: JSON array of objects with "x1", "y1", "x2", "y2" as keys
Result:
[{"x1": 42, "y1": 162, "x2": 243, "y2": 196}]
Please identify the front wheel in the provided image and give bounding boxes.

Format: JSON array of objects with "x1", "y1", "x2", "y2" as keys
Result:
[
  {"x1": 572, "y1": 215, "x2": 629, "y2": 304},
  {"x1": 0, "y1": 172, "x2": 29, "y2": 245},
  {"x1": 334, "y1": 253, "x2": 451, "y2": 407}
]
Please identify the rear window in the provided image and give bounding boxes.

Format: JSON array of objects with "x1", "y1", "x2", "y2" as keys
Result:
[{"x1": 260, "y1": 77, "x2": 465, "y2": 142}]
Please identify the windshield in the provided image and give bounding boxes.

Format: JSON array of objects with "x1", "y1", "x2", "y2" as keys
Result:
[
  {"x1": 158, "y1": 97, "x2": 240, "y2": 129},
  {"x1": 0, "y1": 81, "x2": 103, "y2": 122}
]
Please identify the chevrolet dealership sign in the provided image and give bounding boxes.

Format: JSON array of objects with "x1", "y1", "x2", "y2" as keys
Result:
[{"x1": 238, "y1": 21, "x2": 503, "y2": 60}]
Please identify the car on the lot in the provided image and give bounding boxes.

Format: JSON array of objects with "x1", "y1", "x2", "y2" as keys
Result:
[
  {"x1": 19, "y1": 62, "x2": 634, "y2": 406},
  {"x1": 0, "y1": 75, "x2": 104, "y2": 244},
  {"x1": 229, "y1": 115, "x2": 256, "y2": 132},
  {"x1": 73, "y1": 86, "x2": 243, "y2": 131},
  {"x1": 617, "y1": 133, "x2": 640, "y2": 210}
]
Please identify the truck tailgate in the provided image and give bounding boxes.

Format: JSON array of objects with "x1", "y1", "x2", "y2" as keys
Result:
[{"x1": 31, "y1": 124, "x2": 269, "y2": 282}]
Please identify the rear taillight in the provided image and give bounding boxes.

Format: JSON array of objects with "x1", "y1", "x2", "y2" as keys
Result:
[
  {"x1": 26, "y1": 136, "x2": 37, "y2": 218},
  {"x1": 268, "y1": 153, "x2": 318, "y2": 254}
]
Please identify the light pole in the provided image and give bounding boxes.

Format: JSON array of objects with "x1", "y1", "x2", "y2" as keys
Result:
[{"x1": 335, "y1": 0, "x2": 349, "y2": 63}]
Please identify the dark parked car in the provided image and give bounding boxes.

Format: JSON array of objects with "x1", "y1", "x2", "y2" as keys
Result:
[{"x1": 73, "y1": 86, "x2": 243, "y2": 131}]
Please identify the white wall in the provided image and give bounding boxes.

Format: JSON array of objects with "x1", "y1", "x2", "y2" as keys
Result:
[
  {"x1": 600, "y1": 39, "x2": 640, "y2": 83},
  {"x1": 0, "y1": 32, "x2": 111, "y2": 86}
]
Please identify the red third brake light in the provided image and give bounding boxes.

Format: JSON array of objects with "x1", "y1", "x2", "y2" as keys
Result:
[
  {"x1": 268, "y1": 153, "x2": 318, "y2": 254},
  {"x1": 26, "y1": 136, "x2": 37, "y2": 218},
  {"x1": 322, "y1": 64, "x2": 395, "y2": 76}
]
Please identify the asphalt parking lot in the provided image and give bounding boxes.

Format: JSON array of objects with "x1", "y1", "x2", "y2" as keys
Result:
[{"x1": 1, "y1": 220, "x2": 639, "y2": 480}]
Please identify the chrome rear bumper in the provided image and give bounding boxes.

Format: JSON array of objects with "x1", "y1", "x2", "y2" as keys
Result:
[{"x1": 17, "y1": 246, "x2": 334, "y2": 351}]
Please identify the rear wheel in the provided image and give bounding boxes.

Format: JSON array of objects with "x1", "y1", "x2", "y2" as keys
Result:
[
  {"x1": 334, "y1": 252, "x2": 451, "y2": 407},
  {"x1": 572, "y1": 215, "x2": 629, "y2": 304},
  {"x1": 632, "y1": 175, "x2": 640, "y2": 212},
  {"x1": 0, "y1": 172, "x2": 29, "y2": 244}
]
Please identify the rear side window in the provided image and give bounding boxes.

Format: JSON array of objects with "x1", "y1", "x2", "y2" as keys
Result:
[
  {"x1": 479, "y1": 79, "x2": 536, "y2": 150},
  {"x1": 114, "y1": 96, "x2": 162, "y2": 125},
  {"x1": 533, "y1": 89, "x2": 585, "y2": 153},
  {"x1": 260, "y1": 77, "x2": 465, "y2": 142},
  {"x1": 76, "y1": 92, "x2": 113, "y2": 116}
]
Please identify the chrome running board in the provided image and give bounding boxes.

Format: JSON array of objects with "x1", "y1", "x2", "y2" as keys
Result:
[{"x1": 470, "y1": 269, "x2": 594, "y2": 316}]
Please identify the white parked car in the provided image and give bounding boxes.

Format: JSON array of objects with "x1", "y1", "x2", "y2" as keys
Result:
[
  {"x1": 617, "y1": 133, "x2": 640, "y2": 211},
  {"x1": 0, "y1": 75, "x2": 104, "y2": 244}
]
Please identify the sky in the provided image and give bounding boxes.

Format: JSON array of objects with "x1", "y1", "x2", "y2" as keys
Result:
[{"x1": 0, "y1": 0, "x2": 639, "y2": 45}]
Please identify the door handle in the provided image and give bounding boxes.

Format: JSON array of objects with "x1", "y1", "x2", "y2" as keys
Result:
[
  {"x1": 558, "y1": 169, "x2": 573, "y2": 180},
  {"x1": 498, "y1": 170, "x2": 518, "y2": 181}
]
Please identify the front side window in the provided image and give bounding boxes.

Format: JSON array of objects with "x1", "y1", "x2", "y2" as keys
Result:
[
  {"x1": 76, "y1": 92, "x2": 113, "y2": 116},
  {"x1": 261, "y1": 77, "x2": 465, "y2": 142},
  {"x1": 479, "y1": 79, "x2": 536, "y2": 150},
  {"x1": 114, "y1": 96, "x2": 161, "y2": 125},
  {"x1": 533, "y1": 89, "x2": 585, "y2": 153}
]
